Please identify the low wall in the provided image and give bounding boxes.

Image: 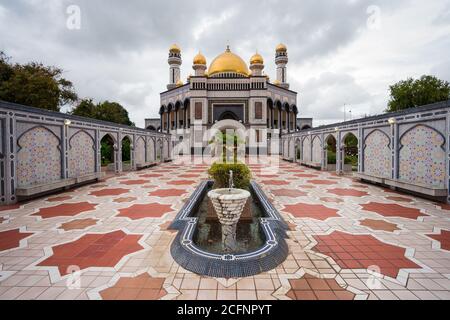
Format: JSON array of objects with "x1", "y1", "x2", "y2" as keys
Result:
[
  {"x1": 0, "y1": 100, "x2": 171, "y2": 205},
  {"x1": 282, "y1": 100, "x2": 450, "y2": 202}
]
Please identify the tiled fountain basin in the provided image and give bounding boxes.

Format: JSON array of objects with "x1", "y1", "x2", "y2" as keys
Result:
[{"x1": 169, "y1": 181, "x2": 289, "y2": 278}]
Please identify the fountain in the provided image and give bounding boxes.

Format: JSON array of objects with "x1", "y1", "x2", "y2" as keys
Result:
[
  {"x1": 207, "y1": 170, "x2": 250, "y2": 252},
  {"x1": 169, "y1": 165, "x2": 289, "y2": 278}
]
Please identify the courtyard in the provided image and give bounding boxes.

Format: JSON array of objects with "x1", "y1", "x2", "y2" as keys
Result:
[{"x1": 0, "y1": 157, "x2": 449, "y2": 300}]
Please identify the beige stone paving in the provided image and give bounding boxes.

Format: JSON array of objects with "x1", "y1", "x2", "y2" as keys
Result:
[{"x1": 0, "y1": 156, "x2": 449, "y2": 300}]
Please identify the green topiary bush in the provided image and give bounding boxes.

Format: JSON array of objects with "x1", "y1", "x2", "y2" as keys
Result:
[{"x1": 208, "y1": 162, "x2": 252, "y2": 190}]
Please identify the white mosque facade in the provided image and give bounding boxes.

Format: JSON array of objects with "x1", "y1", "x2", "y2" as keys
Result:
[{"x1": 147, "y1": 44, "x2": 306, "y2": 155}]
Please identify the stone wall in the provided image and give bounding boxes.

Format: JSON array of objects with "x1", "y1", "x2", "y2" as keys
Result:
[
  {"x1": 282, "y1": 100, "x2": 450, "y2": 201},
  {"x1": 0, "y1": 100, "x2": 171, "y2": 205}
]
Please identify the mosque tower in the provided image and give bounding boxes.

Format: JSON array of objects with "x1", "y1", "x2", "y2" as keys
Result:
[
  {"x1": 167, "y1": 44, "x2": 182, "y2": 90},
  {"x1": 249, "y1": 52, "x2": 264, "y2": 76},
  {"x1": 275, "y1": 43, "x2": 289, "y2": 89},
  {"x1": 192, "y1": 52, "x2": 207, "y2": 76}
]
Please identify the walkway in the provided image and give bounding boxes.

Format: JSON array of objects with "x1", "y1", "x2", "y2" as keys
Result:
[{"x1": 0, "y1": 158, "x2": 449, "y2": 300}]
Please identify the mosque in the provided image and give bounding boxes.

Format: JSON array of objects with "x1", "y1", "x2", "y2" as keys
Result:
[{"x1": 146, "y1": 44, "x2": 312, "y2": 154}]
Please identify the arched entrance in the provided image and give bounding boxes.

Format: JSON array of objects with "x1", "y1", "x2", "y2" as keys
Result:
[
  {"x1": 342, "y1": 132, "x2": 358, "y2": 172},
  {"x1": 218, "y1": 111, "x2": 239, "y2": 121},
  {"x1": 325, "y1": 135, "x2": 337, "y2": 171},
  {"x1": 209, "y1": 120, "x2": 246, "y2": 163},
  {"x1": 121, "y1": 136, "x2": 132, "y2": 171},
  {"x1": 100, "y1": 134, "x2": 116, "y2": 172}
]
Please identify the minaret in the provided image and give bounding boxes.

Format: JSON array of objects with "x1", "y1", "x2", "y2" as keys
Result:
[
  {"x1": 167, "y1": 44, "x2": 182, "y2": 90},
  {"x1": 275, "y1": 43, "x2": 289, "y2": 89},
  {"x1": 249, "y1": 52, "x2": 264, "y2": 76},
  {"x1": 193, "y1": 52, "x2": 207, "y2": 76}
]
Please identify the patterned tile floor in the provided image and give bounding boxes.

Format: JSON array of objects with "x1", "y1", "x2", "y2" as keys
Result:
[{"x1": 0, "y1": 156, "x2": 449, "y2": 300}]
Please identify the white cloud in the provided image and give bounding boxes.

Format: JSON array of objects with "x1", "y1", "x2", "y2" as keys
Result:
[{"x1": 0, "y1": 0, "x2": 449, "y2": 128}]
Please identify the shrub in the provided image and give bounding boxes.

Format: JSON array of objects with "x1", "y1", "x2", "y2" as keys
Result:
[
  {"x1": 327, "y1": 151, "x2": 336, "y2": 164},
  {"x1": 345, "y1": 155, "x2": 358, "y2": 166},
  {"x1": 208, "y1": 162, "x2": 252, "y2": 190}
]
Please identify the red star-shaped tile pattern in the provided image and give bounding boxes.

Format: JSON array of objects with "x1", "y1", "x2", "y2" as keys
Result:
[
  {"x1": 38, "y1": 230, "x2": 144, "y2": 275},
  {"x1": 286, "y1": 274, "x2": 355, "y2": 300},
  {"x1": 307, "y1": 180, "x2": 336, "y2": 185},
  {"x1": 0, "y1": 229, "x2": 33, "y2": 251},
  {"x1": 59, "y1": 218, "x2": 99, "y2": 231},
  {"x1": 167, "y1": 180, "x2": 196, "y2": 185},
  {"x1": 426, "y1": 230, "x2": 449, "y2": 251},
  {"x1": 149, "y1": 189, "x2": 187, "y2": 197},
  {"x1": 328, "y1": 188, "x2": 369, "y2": 197},
  {"x1": 271, "y1": 189, "x2": 307, "y2": 197},
  {"x1": 312, "y1": 231, "x2": 421, "y2": 278},
  {"x1": 33, "y1": 202, "x2": 97, "y2": 219},
  {"x1": 361, "y1": 202, "x2": 427, "y2": 220},
  {"x1": 120, "y1": 180, "x2": 149, "y2": 185},
  {"x1": 90, "y1": 188, "x2": 130, "y2": 197},
  {"x1": 283, "y1": 203, "x2": 340, "y2": 221},
  {"x1": 100, "y1": 273, "x2": 168, "y2": 300},
  {"x1": 260, "y1": 180, "x2": 290, "y2": 186},
  {"x1": 117, "y1": 203, "x2": 173, "y2": 220}
]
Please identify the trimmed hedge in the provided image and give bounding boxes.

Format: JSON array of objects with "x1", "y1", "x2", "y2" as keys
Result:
[{"x1": 208, "y1": 162, "x2": 252, "y2": 190}]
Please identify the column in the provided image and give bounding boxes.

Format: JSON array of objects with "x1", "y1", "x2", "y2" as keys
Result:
[
  {"x1": 287, "y1": 111, "x2": 291, "y2": 133},
  {"x1": 166, "y1": 112, "x2": 170, "y2": 133},
  {"x1": 131, "y1": 134, "x2": 136, "y2": 171},
  {"x1": 95, "y1": 130, "x2": 101, "y2": 173},
  {"x1": 175, "y1": 109, "x2": 178, "y2": 130},
  {"x1": 321, "y1": 132, "x2": 327, "y2": 170},
  {"x1": 392, "y1": 123, "x2": 399, "y2": 179},
  {"x1": 336, "y1": 131, "x2": 342, "y2": 175},
  {"x1": 184, "y1": 108, "x2": 187, "y2": 129},
  {"x1": 271, "y1": 108, "x2": 274, "y2": 129},
  {"x1": 4, "y1": 113, "x2": 17, "y2": 204},
  {"x1": 117, "y1": 132, "x2": 122, "y2": 173},
  {"x1": 357, "y1": 127, "x2": 363, "y2": 173},
  {"x1": 61, "y1": 124, "x2": 69, "y2": 179},
  {"x1": 160, "y1": 114, "x2": 163, "y2": 132},
  {"x1": 278, "y1": 109, "x2": 282, "y2": 129}
]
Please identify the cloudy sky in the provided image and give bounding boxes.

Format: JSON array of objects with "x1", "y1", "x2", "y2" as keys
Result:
[{"x1": 1, "y1": 0, "x2": 449, "y2": 127}]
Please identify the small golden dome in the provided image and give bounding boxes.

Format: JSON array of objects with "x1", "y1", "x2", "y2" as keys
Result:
[
  {"x1": 193, "y1": 52, "x2": 206, "y2": 65},
  {"x1": 273, "y1": 79, "x2": 281, "y2": 86},
  {"x1": 176, "y1": 80, "x2": 183, "y2": 87},
  {"x1": 276, "y1": 43, "x2": 287, "y2": 52},
  {"x1": 250, "y1": 53, "x2": 264, "y2": 65},
  {"x1": 208, "y1": 46, "x2": 250, "y2": 77},
  {"x1": 170, "y1": 44, "x2": 181, "y2": 53}
]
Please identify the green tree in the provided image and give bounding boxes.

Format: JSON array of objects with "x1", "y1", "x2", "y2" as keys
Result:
[
  {"x1": 71, "y1": 98, "x2": 96, "y2": 118},
  {"x1": 0, "y1": 52, "x2": 77, "y2": 111},
  {"x1": 0, "y1": 52, "x2": 13, "y2": 82},
  {"x1": 386, "y1": 75, "x2": 450, "y2": 112},
  {"x1": 70, "y1": 99, "x2": 135, "y2": 126},
  {"x1": 95, "y1": 101, "x2": 135, "y2": 126}
]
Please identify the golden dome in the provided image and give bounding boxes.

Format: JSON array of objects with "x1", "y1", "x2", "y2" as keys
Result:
[
  {"x1": 276, "y1": 43, "x2": 287, "y2": 52},
  {"x1": 273, "y1": 79, "x2": 281, "y2": 86},
  {"x1": 176, "y1": 79, "x2": 183, "y2": 87},
  {"x1": 193, "y1": 52, "x2": 206, "y2": 65},
  {"x1": 250, "y1": 53, "x2": 264, "y2": 65},
  {"x1": 208, "y1": 47, "x2": 250, "y2": 77},
  {"x1": 169, "y1": 44, "x2": 181, "y2": 53}
]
